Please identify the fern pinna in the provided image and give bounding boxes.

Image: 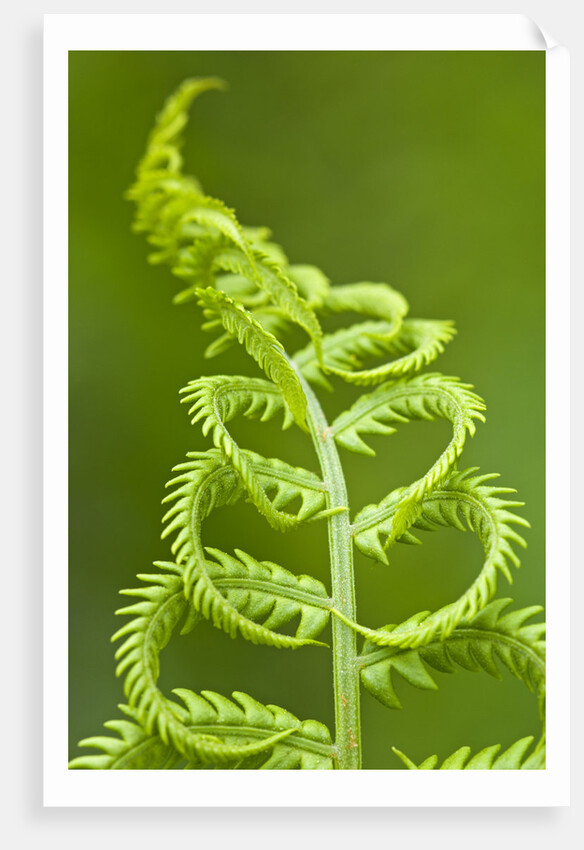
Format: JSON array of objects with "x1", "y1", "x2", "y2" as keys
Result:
[{"x1": 69, "y1": 78, "x2": 545, "y2": 771}]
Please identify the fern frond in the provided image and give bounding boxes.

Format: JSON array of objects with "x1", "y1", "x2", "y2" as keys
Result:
[
  {"x1": 287, "y1": 265, "x2": 330, "y2": 308},
  {"x1": 293, "y1": 319, "x2": 386, "y2": 390},
  {"x1": 127, "y1": 78, "x2": 250, "y2": 272},
  {"x1": 294, "y1": 318, "x2": 455, "y2": 389},
  {"x1": 197, "y1": 261, "x2": 328, "y2": 342},
  {"x1": 321, "y1": 282, "x2": 408, "y2": 337},
  {"x1": 357, "y1": 598, "x2": 545, "y2": 710},
  {"x1": 149, "y1": 197, "x2": 254, "y2": 271},
  {"x1": 331, "y1": 373, "x2": 486, "y2": 545},
  {"x1": 161, "y1": 449, "x2": 329, "y2": 646},
  {"x1": 333, "y1": 373, "x2": 485, "y2": 540},
  {"x1": 249, "y1": 306, "x2": 295, "y2": 342},
  {"x1": 179, "y1": 375, "x2": 301, "y2": 530},
  {"x1": 328, "y1": 319, "x2": 456, "y2": 385},
  {"x1": 133, "y1": 76, "x2": 227, "y2": 179},
  {"x1": 393, "y1": 736, "x2": 544, "y2": 770},
  {"x1": 332, "y1": 373, "x2": 485, "y2": 457},
  {"x1": 181, "y1": 374, "x2": 293, "y2": 426},
  {"x1": 198, "y1": 306, "x2": 294, "y2": 360},
  {"x1": 348, "y1": 469, "x2": 529, "y2": 645},
  {"x1": 109, "y1": 565, "x2": 330, "y2": 765},
  {"x1": 170, "y1": 689, "x2": 334, "y2": 769},
  {"x1": 201, "y1": 547, "x2": 331, "y2": 641},
  {"x1": 207, "y1": 271, "x2": 270, "y2": 309},
  {"x1": 71, "y1": 695, "x2": 334, "y2": 770},
  {"x1": 175, "y1": 241, "x2": 323, "y2": 357},
  {"x1": 69, "y1": 705, "x2": 183, "y2": 770},
  {"x1": 127, "y1": 77, "x2": 325, "y2": 369},
  {"x1": 195, "y1": 263, "x2": 329, "y2": 354},
  {"x1": 108, "y1": 567, "x2": 286, "y2": 764},
  {"x1": 162, "y1": 449, "x2": 241, "y2": 563},
  {"x1": 127, "y1": 78, "x2": 226, "y2": 253},
  {"x1": 195, "y1": 287, "x2": 308, "y2": 428},
  {"x1": 210, "y1": 248, "x2": 323, "y2": 359},
  {"x1": 162, "y1": 447, "x2": 328, "y2": 562},
  {"x1": 98, "y1": 76, "x2": 547, "y2": 773},
  {"x1": 243, "y1": 227, "x2": 289, "y2": 268}
]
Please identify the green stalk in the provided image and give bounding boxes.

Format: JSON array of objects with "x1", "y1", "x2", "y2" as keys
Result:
[{"x1": 295, "y1": 369, "x2": 361, "y2": 769}]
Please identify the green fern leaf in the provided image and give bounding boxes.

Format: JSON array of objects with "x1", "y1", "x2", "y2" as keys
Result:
[
  {"x1": 393, "y1": 736, "x2": 543, "y2": 770},
  {"x1": 248, "y1": 306, "x2": 295, "y2": 341},
  {"x1": 347, "y1": 469, "x2": 529, "y2": 645},
  {"x1": 327, "y1": 319, "x2": 456, "y2": 385},
  {"x1": 333, "y1": 373, "x2": 485, "y2": 540},
  {"x1": 321, "y1": 282, "x2": 408, "y2": 336},
  {"x1": 358, "y1": 598, "x2": 545, "y2": 709},
  {"x1": 332, "y1": 373, "x2": 485, "y2": 457},
  {"x1": 109, "y1": 565, "x2": 328, "y2": 765},
  {"x1": 174, "y1": 241, "x2": 323, "y2": 358},
  {"x1": 109, "y1": 568, "x2": 290, "y2": 764},
  {"x1": 68, "y1": 705, "x2": 183, "y2": 770},
  {"x1": 146, "y1": 77, "x2": 226, "y2": 155},
  {"x1": 294, "y1": 318, "x2": 455, "y2": 389},
  {"x1": 201, "y1": 547, "x2": 331, "y2": 641},
  {"x1": 180, "y1": 375, "x2": 299, "y2": 530},
  {"x1": 161, "y1": 449, "x2": 330, "y2": 646},
  {"x1": 133, "y1": 76, "x2": 226, "y2": 179},
  {"x1": 242, "y1": 226, "x2": 289, "y2": 268},
  {"x1": 195, "y1": 287, "x2": 308, "y2": 427},
  {"x1": 71, "y1": 696, "x2": 334, "y2": 770},
  {"x1": 75, "y1": 76, "x2": 548, "y2": 773},
  {"x1": 209, "y1": 248, "x2": 324, "y2": 359},
  {"x1": 127, "y1": 78, "x2": 226, "y2": 250},
  {"x1": 180, "y1": 374, "x2": 294, "y2": 431},
  {"x1": 162, "y1": 447, "x2": 328, "y2": 561},
  {"x1": 203, "y1": 246, "x2": 312, "y2": 312},
  {"x1": 127, "y1": 78, "x2": 251, "y2": 273},
  {"x1": 170, "y1": 689, "x2": 334, "y2": 769},
  {"x1": 287, "y1": 264, "x2": 330, "y2": 308},
  {"x1": 141, "y1": 189, "x2": 250, "y2": 265},
  {"x1": 293, "y1": 319, "x2": 387, "y2": 390},
  {"x1": 197, "y1": 306, "x2": 293, "y2": 360},
  {"x1": 127, "y1": 76, "x2": 325, "y2": 365},
  {"x1": 204, "y1": 271, "x2": 270, "y2": 309},
  {"x1": 182, "y1": 268, "x2": 323, "y2": 362}
]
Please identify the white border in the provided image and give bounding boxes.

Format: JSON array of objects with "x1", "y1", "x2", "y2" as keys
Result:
[
  {"x1": 44, "y1": 12, "x2": 547, "y2": 51},
  {"x1": 43, "y1": 13, "x2": 570, "y2": 807}
]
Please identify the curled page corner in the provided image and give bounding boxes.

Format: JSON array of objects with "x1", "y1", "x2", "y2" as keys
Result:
[{"x1": 525, "y1": 16, "x2": 561, "y2": 49}]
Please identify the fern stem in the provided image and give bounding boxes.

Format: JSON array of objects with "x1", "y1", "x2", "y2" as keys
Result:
[{"x1": 294, "y1": 368, "x2": 361, "y2": 769}]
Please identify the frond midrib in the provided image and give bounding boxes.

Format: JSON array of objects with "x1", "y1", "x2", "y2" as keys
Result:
[
  {"x1": 356, "y1": 626, "x2": 545, "y2": 682},
  {"x1": 203, "y1": 377, "x2": 282, "y2": 428},
  {"x1": 252, "y1": 460, "x2": 325, "y2": 492},
  {"x1": 212, "y1": 575, "x2": 331, "y2": 609},
  {"x1": 180, "y1": 723, "x2": 334, "y2": 757}
]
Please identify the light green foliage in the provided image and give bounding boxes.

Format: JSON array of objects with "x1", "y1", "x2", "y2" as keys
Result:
[
  {"x1": 70, "y1": 79, "x2": 545, "y2": 771},
  {"x1": 358, "y1": 598, "x2": 545, "y2": 712},
  {"x1": 392, "y1": 735, "x2": 544, "y2": 770},
  {"x1": 69, "y1": 697, "x2": 334, "y2": 770}
]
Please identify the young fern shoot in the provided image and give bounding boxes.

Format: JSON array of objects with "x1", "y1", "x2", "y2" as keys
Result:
[{"x1": 70, "y1": 78, "x2": 545, "y2": 771}]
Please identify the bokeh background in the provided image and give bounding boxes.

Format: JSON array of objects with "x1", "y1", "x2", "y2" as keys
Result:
[{"x1": 69, "y1": 50, "x2": 545, "y2": 769}]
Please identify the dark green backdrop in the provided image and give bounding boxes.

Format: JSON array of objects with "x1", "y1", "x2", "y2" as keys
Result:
[{"x1": 69, "y1": 51, "x2": 545, "y2": 769}]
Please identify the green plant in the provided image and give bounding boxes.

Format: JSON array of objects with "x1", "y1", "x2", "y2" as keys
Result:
[{"x1": 69, "y1": 78, "x2": 545, "y2": 771}]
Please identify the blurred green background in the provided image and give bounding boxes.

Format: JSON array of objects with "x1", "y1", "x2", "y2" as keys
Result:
[{"x1": 69, "y1": 51, "x2": 545, "y2": 769}]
